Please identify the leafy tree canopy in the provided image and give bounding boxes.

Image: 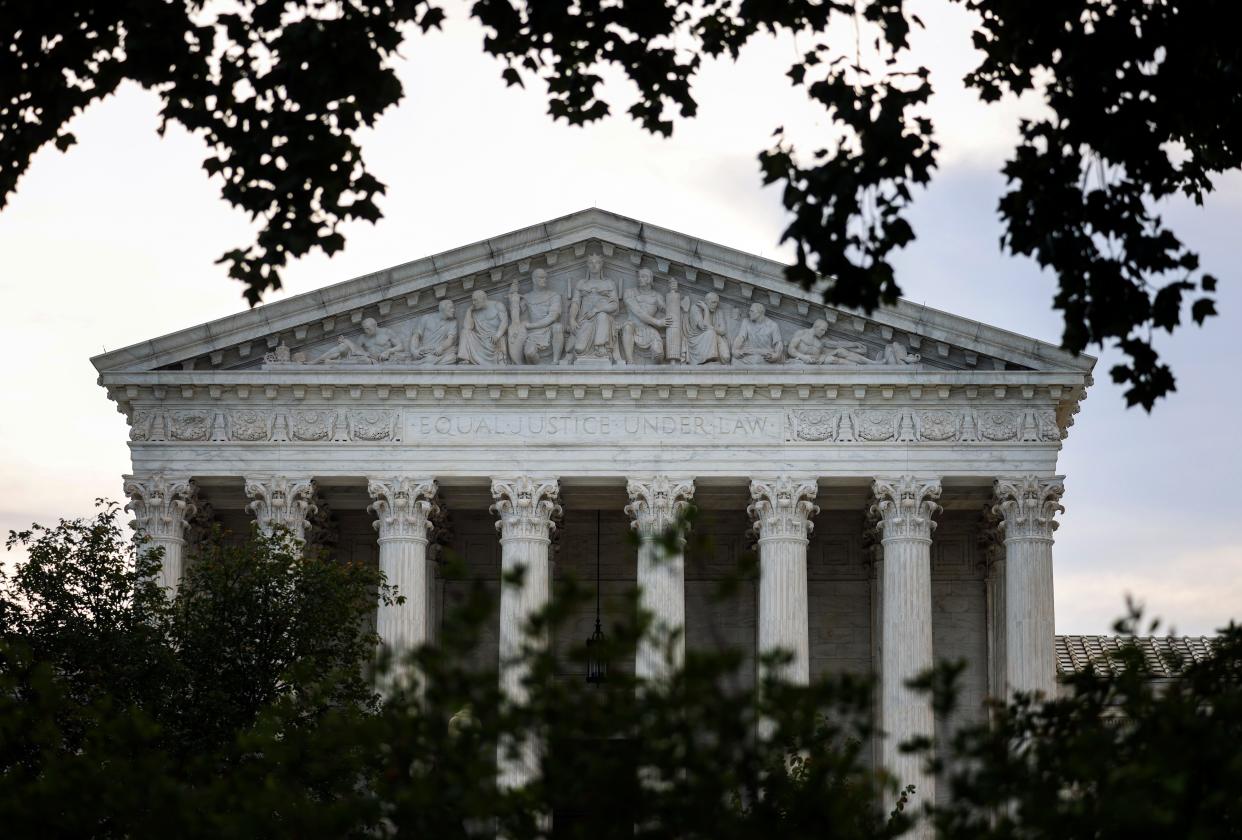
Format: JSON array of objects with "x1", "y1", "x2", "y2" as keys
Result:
[
  {"x1": 4, "y1": 2, "x2": 1235, "y2": 408},
  {"x1": 2, "y1": 505, "x2": 1242, "y2": 837}
]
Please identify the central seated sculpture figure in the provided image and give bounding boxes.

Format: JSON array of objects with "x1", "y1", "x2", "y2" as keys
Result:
[{"x1": 568, "y1": 254, "x2": 620, "y2": 364}]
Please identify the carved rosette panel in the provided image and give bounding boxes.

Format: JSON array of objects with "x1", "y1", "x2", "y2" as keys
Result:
[
  {"x1": 490, "y1": 477, "x2": 561, "y2": 542},
  {"x1": 747, "y1": 477, "x2": 819, "y2": 541},
  {"x1": 870, "y1": 476, "x2": 942, "y2": 542},
  {"x1": 785, "y1": 407, "x2": 1061, "y2": 444},
  {"x1": 367, "y1": 478, "x2": 438, "y2": 542},
  {"x1": 169, "y1": 411, "x2": 210, "y2": 441},
  {"x1": 290, "y1": 410, "x2": 332, "y2": 441},
  {"x1": 788, "y1": 410, "x2": 841, "y2": 442},
  {"x1": 229, "y1": 409, "x2": 269, "y2": 441},
  {"x1": 245, "y1": 476, "x2": 317, "y2": 541},
  {"x1": 123, "y1": 475, "x2": 197, "y2": 542},
  {"x1": 993, "y1": 475, "x2": 1065, "y2": 541},
  {"x1": 625, "y1": 476, "x2": 695, "y2": 538},
  {"x1": 350, "y1": 410, "x2": 397, "y2": 441}
]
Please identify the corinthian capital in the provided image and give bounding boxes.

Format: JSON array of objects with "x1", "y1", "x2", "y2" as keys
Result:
[
  {"x1": 871, "y1": 476, "x2": 942, "y2": 542},
  {"x1": 368, "y1": 478, "x2": 438, "y2": 542},
  {"x1": 123, "y1": 474, "x2": 197, "y2": 542},
  {"x1": 490, "y1": 477, "x2": 561, "y2": 541},
  {"x1": 245, "y1": 476, "x2": 317, "y2": 541},
  {"x1": 748, "y1": 477, "x2": 819, "y2": 541},
  {"x1": 625, "y1": 476, "x2": 695, "y2": 537},
  {"x1": 993, "y1": 475, "x2": 1065, "y2": 541}
]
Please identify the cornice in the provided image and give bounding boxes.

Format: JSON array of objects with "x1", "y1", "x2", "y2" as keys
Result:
[{"x1": 99, "y1": 368, "x2": 1089, "y2": 390}]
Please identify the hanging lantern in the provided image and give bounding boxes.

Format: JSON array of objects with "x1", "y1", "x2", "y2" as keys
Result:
[{"x1": 585, "y1": 510, "x2": 608, "y2": 685}]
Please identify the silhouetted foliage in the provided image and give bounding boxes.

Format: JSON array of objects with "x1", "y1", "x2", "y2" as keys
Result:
[
  {"x1": 3, "y1": 505, "x2": 1241, "y2": 837},
  {"x1": 923, "y1": 610, "x2": 1242, "y2": 838},
  {"x1": 4, "y1": 2, "x2": 1233, "y2": 407}
]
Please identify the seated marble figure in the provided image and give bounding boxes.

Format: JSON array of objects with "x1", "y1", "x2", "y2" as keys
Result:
[
  {"x1": 409, "y1": 300, "x2": 459, "y2": 366},
  {"x1": 731, "y1": 303, "x2": 784, "y2": 364}
]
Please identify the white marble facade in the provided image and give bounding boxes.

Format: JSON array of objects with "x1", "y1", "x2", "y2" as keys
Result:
[{"x1": 99, "y1": 209, "x2": 1093, "y2": 812}]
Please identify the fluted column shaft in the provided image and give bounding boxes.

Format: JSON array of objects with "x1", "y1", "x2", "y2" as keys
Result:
[
  {"x1": 994, "y1": 476, "x2": 1064, "y2": 699},
  {"x1": 244, "y1": 476, "x2": 316, "y2": 551},
  {"x1": 872, "y1": 476, "x2": 942, "y2": 824},
  {"x1": 627, "y1": 477, "x2": 695, "y2": 682},
  {"x1": 491, "y1": 477, "x2": 561, "y2": 791},
  {"x1": 123, "y1": 475, "x2": 196, "y2": 592},
  {"x1": 749, "y1": 478, "x2": 819, "y2": 685},
  {"x1": 368, "y1": 478, "x2": 438, "y2": 657}
]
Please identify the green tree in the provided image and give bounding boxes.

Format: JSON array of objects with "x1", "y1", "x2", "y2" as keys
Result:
[
  {"x1": 5, "y1": 505, "x2": 1241, "y2": 837},
  {"x1": 1, "y1": 503, "x2": 385, "y2": 835},
  {"x1": 1, "y1": 504, "x2": 902, "y2": 837},
  {"x1": 3, "y1": 1, "x2": 1234, "y2": 408},
  {"x1": 924, "y1": 610, "x2": 1242, "y2": 838}
]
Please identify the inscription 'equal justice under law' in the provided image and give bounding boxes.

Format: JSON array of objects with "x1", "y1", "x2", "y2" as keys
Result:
[{"x1": 412, "y1": 412, "x2": 778, "y2": 439}]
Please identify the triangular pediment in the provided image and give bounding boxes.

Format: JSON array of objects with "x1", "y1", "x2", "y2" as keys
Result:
[{"x1": 91, "y1": 209, "x2": 1094, "y2": 376}]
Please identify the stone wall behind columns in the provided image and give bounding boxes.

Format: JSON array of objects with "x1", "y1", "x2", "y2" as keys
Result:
[
  {"x1": 685, "y1": 509, "x2": 757, "y2": 694},
  {"x1": 553, "y1": 510, "x2": 637, "y2": 681},
  {"x1": 931, "y1": 510, "x2": 989, "y2": 805},
  {"x1": 808, "y1": 510, "x2": 873, "y2": 681},
  {"x1": 441, "y1": 510, "x2": 502, "y2": 674}
]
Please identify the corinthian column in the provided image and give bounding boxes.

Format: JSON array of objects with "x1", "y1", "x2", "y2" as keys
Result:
[
  {"x1": 244, "y1": 476, "x2": 316, "y2": 546},
  {"x1": 491, "y1": 476, "x2": 561, "y2": 791},
  {"x1": 368, "y1": 478, "x2": 438, "y2": 658},
  {"x1": 871, "y1": 475, "x2": 941, "y2": 819},
  {"x1": 993, "y1": 475, "x2": 1064, "y2": 699},
  {"x1": 748, "y1": 477, "x2": 819, "y2": 684},
  {"x1": 123, "y1": 474, "x2": 197, "y2": 592},
  {"x1": 626, "y1": 476, "x2": 695, "y2": 682}
]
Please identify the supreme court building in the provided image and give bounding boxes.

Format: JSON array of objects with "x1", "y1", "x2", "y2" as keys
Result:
[{"x1": 94, "y1": 209, "x2": 1094, "y2": 810}]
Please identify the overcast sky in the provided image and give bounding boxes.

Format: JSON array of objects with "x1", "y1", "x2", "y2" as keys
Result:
[{"x1": 1, "y1": 1, "x2": 1237, "y2": 634}]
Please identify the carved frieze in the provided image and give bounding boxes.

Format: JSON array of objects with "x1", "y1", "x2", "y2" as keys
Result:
[
  {"x1": 290, "y1": 409, "x2": 333, "y2": 441},
  {"x1": 913, "y1": 409, "x2": 959, "y2": 441},
  {"x1": 788, "y1": 409, "x2": 840, "y2": 442},
  {"x1": 230, "y1": 409, "x2": 271, "y2": 441},
  {"x1": 255, "y1": 253, "x2": 929, "y2": 372},
  {"x1": 350, "y1": 410, "x2": 397, "y2": 441},
  {"x1": 127, "y1": 405, "x2": 1062, "y2": 446},
  {"x1": 169, "y1": 410, "x2": 210, "y2": 441}
]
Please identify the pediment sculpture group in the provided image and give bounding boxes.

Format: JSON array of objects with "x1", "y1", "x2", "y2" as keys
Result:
[{"x1": 290, "y1": 255, "x2": 919, "y2": 368}]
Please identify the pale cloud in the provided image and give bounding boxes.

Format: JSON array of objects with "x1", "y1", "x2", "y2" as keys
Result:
[
  {"x1": 1058, "y1": 543, "x2": 1242, "y2": 637},
  {"x1": 1, "y1": 3, "x2": 1237, "y2": 635}
]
